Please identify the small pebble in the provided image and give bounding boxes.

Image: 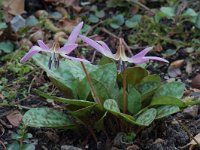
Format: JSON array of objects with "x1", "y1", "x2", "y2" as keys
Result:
[{"x1": 11, "y1": 15, "x2": 26, "y2": 32}]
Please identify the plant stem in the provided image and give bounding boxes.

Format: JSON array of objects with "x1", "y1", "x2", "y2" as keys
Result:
[
  {"x1": 122, "y1": 74, "x2": 127, "y2": 113},
  {"x1": 80, "y1": 62, "x2": 102, "y2": 105}
]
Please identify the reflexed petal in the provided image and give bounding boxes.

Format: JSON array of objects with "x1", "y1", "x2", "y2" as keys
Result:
[
  {"x1": 96, "y1": 41, "x2": 115, "y2": 58},
  {"x1": 37, "y1": 40, "x2": 50, "y2": 50},
  {"x1": 66, "y1": 22, "x2": 83, "y2": 45},
  {"x1": 128, "y1": 56, "x2": 169, "y2": 64},
  {"x1": 79, "y1": 35, "x2": 105, "y2": 53},
  {"x1": 20, "y1": 46, "x2": 46, "y2": 63},
  {"x1": 61, "y1": 54, "x2": 90, "y2": 63},
  {"x1": 131, "y1": 47, "x2": 153, "y2": 60},
  {"x1": 143, "y1": 56, "x2": 169, "y2": 63},
  {"x1": 58, "y1": 44, "x2": 78, "y2": 54},
  {"x1": 127, "y1": 57, "x2": 146, "y2": 64}
]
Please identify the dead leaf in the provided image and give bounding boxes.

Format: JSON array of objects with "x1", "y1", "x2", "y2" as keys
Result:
[
  {"x1": 192, "y1": 74, "x2": 200, "y2": 89},
  {"x1": 180, "y1": 133, "x2": 200, "y2": 150},
  {"x1": 3, "y1": 0, "x2": 25, "y2": 15},
  {"x1": 168, "y1": 60, "x2": 184, "y2": 77},
  {"x1": 0, "y1": 94, "x2": 4, "y2": 100},
  {"x1": 169, "y1": 59, "x2": 184, "y2": 69},
  {"x1": 58, "y1": 18, "x2": 81, "y2": 33},
  {"x1": 30, "y1": 30, "x2": 44, "y2": 43},
  {"x1": 186, "y1": 60, "x2": 193, "y2": 74},
  {"x1": 154, "y1": 43, "x2": 163, "y2": 52},
  {"x1": 153, "y1": 138, "x2": 164, "y2": 144},
  {"x1": 126, "y1": 144, "x2": 140, "y2": 150},
  {"x1": 189, "y1": 133, "x2": 200, "y2": 150},
  {"x1": 6, "y1": 110, "x2": 22, "y2": 127}
]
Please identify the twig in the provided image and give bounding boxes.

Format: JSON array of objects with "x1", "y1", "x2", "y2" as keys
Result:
[
  {"x1": 0, "y1": 139, "x2": 6, "y2": 150},
  {"x1": 126, "y1": 0, "x2": 154, "y2": 13},
  {"x1": 91, "y1": 51, "x2": 97, "y2": 63},
  {"x1": 28, "y1": 76, "x2": 36, "y2": 93},
  {"x1": 85, "y1": 21, "x2": 104, "y2": 36},
  {"x1": 101, "y1": 27, "x2": 119, "y2": 39},
  {"x1": 0, "y1": 103, "x2": 31, "y2": 110},
  {"x1": 101, "y1": 28, "x2": 133, "y2": 56}
]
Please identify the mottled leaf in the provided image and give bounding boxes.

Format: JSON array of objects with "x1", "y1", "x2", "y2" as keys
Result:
[
  {"x1": 23, "y1": 108, "x2": 74, "y2": 128},
  {"x1": 136, "y1": 108, "x2": 157, "y2": 126}
]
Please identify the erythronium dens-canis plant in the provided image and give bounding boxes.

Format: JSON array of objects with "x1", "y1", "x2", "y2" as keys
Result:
[{"x1": 21, "y1": 22, "x2": 200, "y2": 143}]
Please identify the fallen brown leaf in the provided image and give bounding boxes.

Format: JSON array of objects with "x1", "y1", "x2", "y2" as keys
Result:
[
  {"x1": 192, "y1": 74, "x2": 200, "y2": 89},
  {"x1": 6, "y1": 110, "x2": 22, "y2": 127},
  {"x1": 188, "y1": 133, "x2": 200, "y2": 150},
  {"x1": 0, "y1": 94, "x2": 4, "y2": 100},
  {"x1": 3, "y1": 0, "x2": 25, "y2": 15},
  {"x1": 180, "y1": 133, "x2": 200, "y2": 150},
  {"x1": 168, "y1": 59, "x2": 184, "y2": 77},
  {"x1": 169, "y1": 59, "x2": 184, "y2": 69}
]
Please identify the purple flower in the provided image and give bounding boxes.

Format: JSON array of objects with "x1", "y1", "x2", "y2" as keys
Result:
[
  {"x1": 79, "y1": 35, "x2": 169, "y2": 64},
  {"x1": 20, "y1": 22, "x2": 89, "y2": 68}
]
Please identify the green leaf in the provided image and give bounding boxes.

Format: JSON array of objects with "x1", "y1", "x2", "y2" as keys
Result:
[
  {"x1": 136, "y1": 108, "x2": 157, "y2": 126},
  {"x1": 122, "y1": 67, "x2": 148, "y2": 85},
  {"x1": 95, "y1": 10, "x2": 105, "y2": 18},
  {"x1": 33, "y1": 54, "x2": 97, "y2": 97},
  {"x1": 0, "y1": 41, "x2": 14, "y2": 53},
  {"x1": 110, "y1": 14, "x2": 124, "y2": 29},
  {"x1": 125, "y1": 15, "x2": 141, "y2": 28},
  {"x1": 156, "y1": 105, "x2": 180, "y2": 119},
  {"x1": 160, "y1": 7, "x2": 175, "y2": 17},
  {"x1": 77, "y1": 63, "x2": 117, "y2": 101},
  {"x1": 118, "y1": 113, "x2": 140, "y2": 126},
  {"x1": 153, "y1": 82, "x2": 185, "y2": 99},
  {"x1": 91, "y1": 79, "x2": 111, "y2": 102},
  {"x1": 0, "y1": 22, "x2": 7, "y2": 29},
  {"x1": 182, "y1": 8, "x2": 197, "y2": 17},
  {"x1": 195, "y1": 14, "x2": 200, "y2": 29},
  {"x1": 150, "y1": 96, "x2": 186, "y2": 108},
  {"x1": 26, "y1": 15, "x2": 38, "y2": 26},
  {"x1": 162, "y1": 49, "x2": 176, "y2": 57},
  {"x1": 104, "y1": 99, "x2": 120, "y2": 113},
  {"x1": 127, "y1": 86, "x2": 141, "y2": 114},
  {"x1": 110, "y1": 23, "x2": 120, "y2": 29},
  {"x1": 94, "y1": 111, "x2": 107, "y2": 132},
  {"x1": 154, "y1": 11, "x2": 166, "y2": 23},
  {"x1": 182, "y1": 8, "x2": 198, "y2": 23},
  {"x1": 36, "y1": 90, "x2": 95, "y2": 107},
  {"x1": 7, "y1": 142, "x2": 35, "y2": 150},
  {"x1": 7, "y1": 142, "x2": 20, "y2": 150},
  {"x1": 137, "y1": 75, "x2": 161, "y2": 101},
  {"x1": 88, "y1": 14, "x2": 99, "y2": 23},
  {"x1": 23, "y1": 108, "x2": 74, "y2": 128},
  {"x1": 71, "y1": 104, "x2": 98, "y2": 123}
]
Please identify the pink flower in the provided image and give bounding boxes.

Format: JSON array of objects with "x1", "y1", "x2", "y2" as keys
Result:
[
  {"x1": 79, "y1": 35, "x2": 169, "y2": 64},
  {"x1": 20, "y1": 22, "x2": 89, "y2": 68}
]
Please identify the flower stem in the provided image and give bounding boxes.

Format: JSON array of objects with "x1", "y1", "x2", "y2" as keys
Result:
[
  {"x1": 80, "y1": 62, "x2": 102, "y2": 105},
  {"x1": 122, "y1": 74, "x2": 127, "y2": 113}
]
